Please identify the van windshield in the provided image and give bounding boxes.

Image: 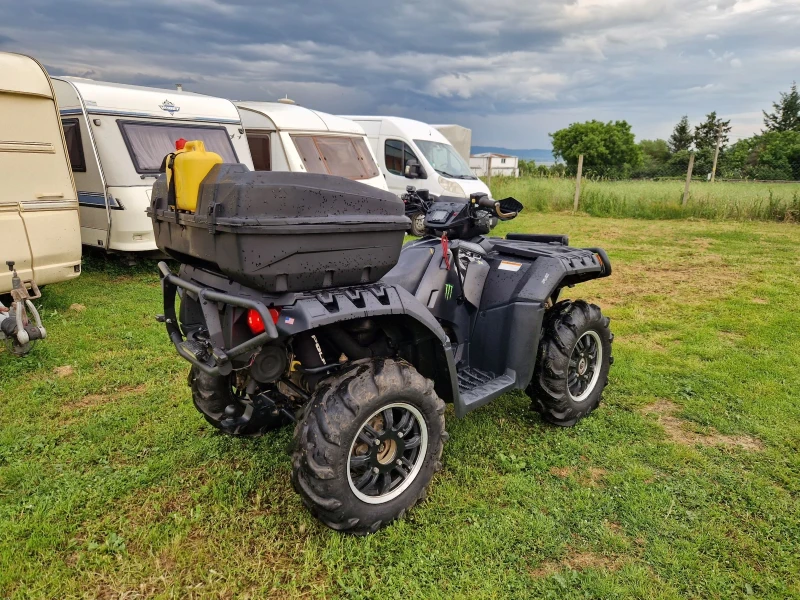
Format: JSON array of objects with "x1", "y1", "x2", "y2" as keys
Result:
[
  {"x1": 291, "y1": 135, "x2": 380, "y2": 180},
  {"x1": 413, "y1": 140, "x2": 476, "y2": 179},
  {"x1": 118, "y1": 121, "x2": 238, "y2": 173}
]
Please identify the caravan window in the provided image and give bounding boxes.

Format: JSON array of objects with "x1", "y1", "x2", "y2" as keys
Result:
[
  {"x1": 291, "y1": 135, "x2": 380, "y2": 180},
  {"x1": 118, "y1": 121, "x2": 238, "y2": 173},
  {"x1": 247, "y1": 133, "x2": 271, "y2": 171},
  {"x1": 61, "y1": 119, "x2": 86, "y2": 172}
]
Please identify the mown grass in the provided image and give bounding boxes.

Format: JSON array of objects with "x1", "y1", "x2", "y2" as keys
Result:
[
  {"x1": 489, "y1": 176, "x2": 800, "y2": 222},
  {"x1": 2, "y1": 216, "x2": 800, "y2": 599}
]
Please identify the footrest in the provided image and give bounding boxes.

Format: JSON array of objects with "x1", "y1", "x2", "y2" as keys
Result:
[{"x1": 456, "y1": 368, "x2": 517, "y2": 416}]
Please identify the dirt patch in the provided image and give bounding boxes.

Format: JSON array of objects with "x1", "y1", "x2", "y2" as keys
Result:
[
  {"x1": 642, "y1": 400, "x2": 764, "y2": 451},
  {"x1": 580, "y1": 467, "x2": 608, "y2": 487},
  {"x1": 751, "y1": 297, "x2": 769, "y2": 304},
  {"x1": 69, "y1": 303, "x2": 86, "y2": 312},
  {"x1": 529, "y1": 550, "x2": 623, "y2": 578},
  {"x1": 549, "y1": 466, "x2": 574, "y2": 478},
  {"x1": 62, "y1": 384, "x2": 147, "y2": 412},
  {"x1": 54, "y1": 365, "x2": 74, "y2": 378},
  {"x1": 588, "y1": 253, "x2": 741, "y2": 309}
]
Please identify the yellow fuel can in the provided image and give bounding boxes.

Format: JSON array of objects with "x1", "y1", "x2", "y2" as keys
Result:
[{"x1": 166, "y1": 140, "x2": 223, "y2": 212}]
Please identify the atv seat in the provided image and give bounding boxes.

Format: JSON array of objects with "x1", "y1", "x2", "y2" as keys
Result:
[{"x1": 381, "y1": 246, "x2": 435, "y2": 295}]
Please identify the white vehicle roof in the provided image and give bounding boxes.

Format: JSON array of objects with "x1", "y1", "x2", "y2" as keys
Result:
[
  {"x1": 52, "y1": 77, "x2": 243, "y2": 123},
  {"x1": 237, "y1": 101, "x2": 365, "y2": 134},
  {"x1": 0, "y1": 52, "x2": 54, "y2": 98},
  {"x1": 342, "y1": 116, "x2": 452, "y2": 144}
]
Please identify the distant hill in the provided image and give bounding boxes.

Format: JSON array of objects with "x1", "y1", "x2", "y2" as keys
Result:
[{"x1": 471, "y1": 146, "x2": 557, "y2": 164}]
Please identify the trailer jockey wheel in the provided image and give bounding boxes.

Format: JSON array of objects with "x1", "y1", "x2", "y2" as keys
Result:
[
  {"x1": 527, "y1": 300, "x2": 613, "y2": 427},
  {"x1": 291, "y1": 358, "x2": 447, "y2": 535}
]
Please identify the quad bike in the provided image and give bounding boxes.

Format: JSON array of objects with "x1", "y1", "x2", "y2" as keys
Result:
[
  {"x1": 0, "y1": 261, "x2": 46, "y2": 357},
  {"x1": 149, "y1": 155, "x2": 613, "y2": 535},
  {"x1": 402, "y1": 185, "x2": 435, "y2": 236}
]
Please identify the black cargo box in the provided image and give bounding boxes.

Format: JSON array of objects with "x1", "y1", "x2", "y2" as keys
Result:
[{"x1": 148, "y1": 164, "x2": 409, "y2": 292}]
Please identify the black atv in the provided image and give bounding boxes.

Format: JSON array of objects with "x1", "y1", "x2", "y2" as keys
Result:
[
  {"x1": 149, "y1": 165, "x2": 613, "y2": 535},
  {"x1": 402, "y1": 185, "x2": 435, "y2": 236}
]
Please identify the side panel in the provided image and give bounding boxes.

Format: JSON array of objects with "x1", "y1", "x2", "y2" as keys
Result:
[{"x1": 1, "y1": 84, "x2": 81, "y2": 291}]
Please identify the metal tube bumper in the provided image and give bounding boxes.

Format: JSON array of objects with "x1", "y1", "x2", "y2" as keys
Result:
[{"x1": 157, "y1": 261, "x2": 279, "y2": 376}]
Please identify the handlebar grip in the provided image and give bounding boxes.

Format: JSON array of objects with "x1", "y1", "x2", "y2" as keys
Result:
[{"x1": 477, "y1": 195, "x2": 496, "y2": 209}]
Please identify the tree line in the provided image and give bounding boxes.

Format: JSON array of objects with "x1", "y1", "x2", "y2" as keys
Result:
[{"x1": 523, "y1": 82, "x2": 800, "y2": 181}]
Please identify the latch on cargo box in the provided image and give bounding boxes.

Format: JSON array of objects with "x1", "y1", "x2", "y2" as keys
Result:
[{"x1": 207, "y1": 203, "x2": 223, "y2": 234}]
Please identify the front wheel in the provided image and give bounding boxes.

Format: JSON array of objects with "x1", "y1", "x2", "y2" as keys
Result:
[
  {"x1": 527, "y1": 300, "x2": 613, "y2": 427},
  {"x1": 292, "y1": 358, "x2": 446, "y2": 535},
  {"x1": 409, "y1": 212, "x2": 426, "y2": 237}
]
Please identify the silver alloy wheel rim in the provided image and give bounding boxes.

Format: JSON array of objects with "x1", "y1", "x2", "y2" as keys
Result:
[
  {"x1": 568, "y1": 330, "x2": 603, "y2": 403},
  {"x1": 347, "y1": 402, "x2": 428, "y2": 505}
]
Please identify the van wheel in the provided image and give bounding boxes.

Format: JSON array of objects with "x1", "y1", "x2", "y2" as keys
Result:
[
  {"x1": 188, "y1": 367, "x2": 288, "y2": 436},
  {"x1": 527, "y1": 300, "x2": 613, "y2": 427},
  {"x1": 292, "y1": 358, "x2": 446, "y2": 535},
  {"x1": 409, "y1": 212, "x2": 426, "y2": 236}
]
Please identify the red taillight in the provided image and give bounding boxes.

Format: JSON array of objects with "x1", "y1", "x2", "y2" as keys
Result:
[{"x1": 246, "y1": 308, "x2": 279, "y2": 334}]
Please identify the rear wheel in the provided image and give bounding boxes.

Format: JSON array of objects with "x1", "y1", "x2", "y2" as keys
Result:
[
  {"x1": 292, "y1": 358, "x2": 446, "y2": 535},
  {"x1": 527, "y1": 300, "x2": 613, "y2": 426},
  {"x1": 409, "y1": 212, "x2": 426, "y2": 237},
  {"x1": 188, "y1": 367, "x2": 288, "y2": 436}
]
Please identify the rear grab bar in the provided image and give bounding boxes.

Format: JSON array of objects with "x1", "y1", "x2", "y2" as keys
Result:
[{"x1": 157, "y1": 261, "x2": 279, "y2": 376}]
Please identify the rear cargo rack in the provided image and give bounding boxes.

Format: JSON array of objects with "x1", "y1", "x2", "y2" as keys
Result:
[{"x1": 157, "y1": 261, "x2": 279, "y2": 376}]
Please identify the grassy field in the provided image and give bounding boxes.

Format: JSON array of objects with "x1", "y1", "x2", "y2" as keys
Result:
[
  {"x1": 489, "y1": 176, "x2": 800, "y2": 222},
  {"x1": 2, "y1": 213, "x2": 800, "y2": 599}
]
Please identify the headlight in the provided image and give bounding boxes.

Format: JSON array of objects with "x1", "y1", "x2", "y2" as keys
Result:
[{"x1": 437, "y1": 176, "x2": 466, "y2": 198}]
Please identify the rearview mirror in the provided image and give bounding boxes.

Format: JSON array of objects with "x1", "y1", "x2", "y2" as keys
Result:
[{"x1": 404, "y1": 159, "x2": 421, "y2": 179}]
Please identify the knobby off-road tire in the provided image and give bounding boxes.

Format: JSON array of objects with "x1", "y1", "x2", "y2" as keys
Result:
[
  {"x1": 527, "y1": 300, "x2": 613, "y2": 427},
  {"x1": 292, "y1": 358, "x2": 447, "y2": 535},
  {"x1": 188, "y1": 366, "x2": 285, "y2": 436},
  {"x1": 409, "y1": 212, "x2": 426, "y2": 237}
]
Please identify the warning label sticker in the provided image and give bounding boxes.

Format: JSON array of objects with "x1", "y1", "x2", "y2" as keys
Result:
[{"x1": 498, "y1": 260, "x2": 523, "y2": 272}]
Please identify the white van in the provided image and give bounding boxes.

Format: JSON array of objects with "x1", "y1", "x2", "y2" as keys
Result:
[
  {"x1": 343, "y1": 116, "x2": 492, "y2": 199},
  {"x1": 236, "y1": 102, "x2": 387, "y2": 191},
  {"x1": 1, "y1": 52, "x2": 81, "y2": 293},
  {"x1": 52, "y1": 78, "x2": 253, "y2": 253}
]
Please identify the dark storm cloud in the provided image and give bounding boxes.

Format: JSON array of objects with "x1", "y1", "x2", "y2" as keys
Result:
[{"x1": 2, "y1": 0, "x2": 799, "y2": 146}]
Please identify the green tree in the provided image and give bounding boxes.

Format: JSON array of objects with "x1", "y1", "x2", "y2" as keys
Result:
[
  {"x1": 763, "y1": 82, "x2": 800, "y2": 133},
  {"x1": 722, "y1": 130, "x2": 800, "y2": 180},
  {"x1": 518, "y1": 159, "x2": 537, "y2": 176},
  {"x1": 633, "y1": 139, "x2": 671, "y2": 178},
  {"x1": 639, "y1": 139, "x2": 671, "y2": 163},
  {"x1": 549, "y1": 120, "x2": 641, "y2": 178},
  {"x1": 668, "y1": 116, "x2": 693, "y2": 153},
  {"x1": 694, "y1": 111, "x2": 732, "y2": 152}
]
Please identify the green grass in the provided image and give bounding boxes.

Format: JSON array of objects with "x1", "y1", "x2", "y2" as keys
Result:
[
  {"x1": 2, "y1": 216, "x2": 800, "y2": 599},
  {"x1": 489, "y1": 176, "x2": 800, "y2": 222}
]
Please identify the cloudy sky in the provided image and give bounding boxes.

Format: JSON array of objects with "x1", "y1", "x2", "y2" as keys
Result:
[{"x1": 2, "y1": 0, "x2": 798, "y2": 148}]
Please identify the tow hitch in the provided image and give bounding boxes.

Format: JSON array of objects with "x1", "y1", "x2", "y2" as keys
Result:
[{"x1": 0, "y1": 261, "x2": 46, "y2": 356}]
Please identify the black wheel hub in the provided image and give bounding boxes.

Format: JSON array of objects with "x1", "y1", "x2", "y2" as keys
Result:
[
  {"x1": 349, "y1": 405, "x2": 425, "y2": 499},
  {"x1": 568, "y1": 331, "x2": 601, "y2": 401}
]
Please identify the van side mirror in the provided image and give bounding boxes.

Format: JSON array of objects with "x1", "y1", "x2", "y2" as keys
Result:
[{"x1": 404, "y1": 159, "x2": 421, "y2": 179}]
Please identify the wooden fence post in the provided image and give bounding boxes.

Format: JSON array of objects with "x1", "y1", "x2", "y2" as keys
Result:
[
  {"x1": 573, "y1": 154, "x2": 584, "y2": 211},
  {"x1": 486, "y1": 156, "x2": 492, "y2": 186},
  {"x1": 683, "y1": 153, "x2": 695, "y2": 206},
  {"x1": 710, "y1": 125, "x2": 722, "y2": 183}
]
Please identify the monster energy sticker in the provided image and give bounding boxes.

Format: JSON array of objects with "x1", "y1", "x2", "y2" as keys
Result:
[{"x1": 445, "y1": 283, "x2": 453, "y2": 300}]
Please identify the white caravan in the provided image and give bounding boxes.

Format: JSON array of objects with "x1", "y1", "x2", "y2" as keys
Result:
[
  {"x1": 236, "y1": 102, "x2": 387, "y2": 190},
  {"x1": 343, "y1": 116, "x2": 492, "y2": 199},
  {"x1": 1, "y1": 52, "x2": 81, "y2": 293},
  {"x1": 52, "y1": 78, "x2": 253, "y2": 253}
]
